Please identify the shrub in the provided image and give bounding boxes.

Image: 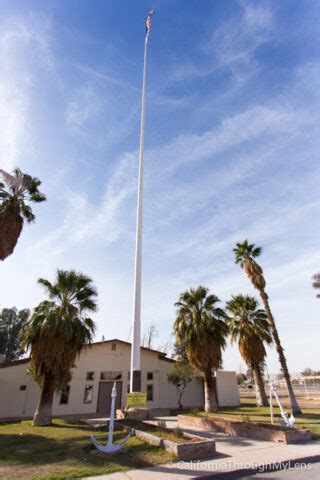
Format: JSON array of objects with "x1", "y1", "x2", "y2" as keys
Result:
[
  {"x1": 157, "y1": 420, "x2": 167, "y2": 431},
  {"x1": 173, "y1": 426, "x2": 184, "y2": 438},
  {"x1": 241, "y1": 414, "x2": 252, "y2": 423}
]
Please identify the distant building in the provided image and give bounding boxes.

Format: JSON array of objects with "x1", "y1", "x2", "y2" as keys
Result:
[{"x1": 0, "y1": 339, "x2": 240, "y2": 420}]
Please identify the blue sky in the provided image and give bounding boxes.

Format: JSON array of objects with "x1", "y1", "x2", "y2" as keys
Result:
[{"x1": 1, "y1": 0, "x2": 320, "y2": 373}]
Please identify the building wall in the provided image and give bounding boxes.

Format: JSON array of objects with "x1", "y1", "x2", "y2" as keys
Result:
[
  {"x1": 0, "y1": 341, "x2": 239, "y2": 419},
  {"x1": 0, "y1": 341, "x2": 200, "y2": 419},
  {"x1": 0, "y1": 362, "x2": 39, "y2": 418},
  {"x1": 216, "y1": 370, "x2": 240, "y2": 406}
]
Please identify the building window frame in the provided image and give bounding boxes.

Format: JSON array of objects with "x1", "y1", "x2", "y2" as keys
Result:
[
  {"x1": 83, "y1": 385, "x2": 94, "y2": 404},
  {"x1": 147, "y1": 372, "x2": 153, "y2": 381},
  {"x1": 100, "y1": 371, "x2": 122, "y2": 381},
  {"x1": 59, "y1": 385, "x2": 70, "y2": 405},
  {"x1": 146, "y1": 384, "x2": 153, "y2": 401},
  {"x1": 86, "y1": 371, "x2": 95, "y2": 381}
]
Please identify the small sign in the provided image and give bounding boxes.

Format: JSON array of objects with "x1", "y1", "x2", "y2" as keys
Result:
[{"x1": 127, "y1": 392, "x2": 147, "y2": 408}]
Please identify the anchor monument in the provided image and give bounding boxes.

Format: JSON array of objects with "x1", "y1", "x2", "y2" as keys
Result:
[{"x1": 91, "y1": 382, "x2": 131, "y2": 453}]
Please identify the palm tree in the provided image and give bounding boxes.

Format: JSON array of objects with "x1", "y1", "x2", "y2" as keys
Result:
[
  {"x1": 233, "y1": 240, "x2": 302, "y2": 414},
  {"x1": 226, "y1": 295, "x2": 272, "y2": 407},
  {"x1": 174, "y1": 286, "x2": 229, "y2": 413},
  {"x1": 22, "y1": 270, "x2": 97, "y2": 426},
  {"x1": 0, "y1": 168, "x2": 46, "y2": 261},
  {"x1": 311, "y1": 273, "x2": 320, "y2": 298}
]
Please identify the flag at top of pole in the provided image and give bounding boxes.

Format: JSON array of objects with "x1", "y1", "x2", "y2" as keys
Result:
[{"x1": 145, "y1": 10, "x2": 154, "y2": 40}]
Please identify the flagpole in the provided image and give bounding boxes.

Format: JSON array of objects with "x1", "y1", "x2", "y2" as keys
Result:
[{"x1": 130, "y1": 30, "x2": 149, "y2": 393}]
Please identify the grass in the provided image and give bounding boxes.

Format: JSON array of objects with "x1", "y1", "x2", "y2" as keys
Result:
[
  {"x1": 186, "y1": 403, "x2": 320, "y2": 439},
  {"x1": 0, "y1": 419, "x2": 175, "y2": 479}
]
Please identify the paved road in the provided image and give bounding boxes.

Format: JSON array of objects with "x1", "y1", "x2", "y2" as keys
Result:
[{"x1": 240, "y1": 461, "x2": 320, "y2": 479}]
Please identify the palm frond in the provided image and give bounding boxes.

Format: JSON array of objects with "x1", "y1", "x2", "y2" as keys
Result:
[
  {"x1": 174, "y1": 286, "x2": 228, "y2": 373},
  {"x1": 22, "y1": 269, "x2": 98, "y2": 386},
  {"x1": 226, "y1": 294, "x2": 272, "y2": 367}
]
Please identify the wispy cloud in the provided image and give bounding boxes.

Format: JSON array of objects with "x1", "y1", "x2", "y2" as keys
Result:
[
  {"x1": 0, "y1": 14, "x2": 53, "y2": 170},
  {"x1": 64, "y1": 62, "x2": 140, "y2": 150},
  {"x1": 30, "y1": 151, "x2": 137, "y2": 256},
  {"x1": 1, "y1": 1, "x2": 319, "y2": 373},
  {"x1": 168, "y1": 1, "x2": 274, "y2": 84}
]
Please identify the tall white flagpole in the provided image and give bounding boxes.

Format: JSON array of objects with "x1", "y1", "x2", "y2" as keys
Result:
[{"x1": 130, "y1": 13, "x2": 152, "y2": 393}]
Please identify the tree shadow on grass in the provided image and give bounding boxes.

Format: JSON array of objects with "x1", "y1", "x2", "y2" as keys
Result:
[
  {"x1": 0, "y1": 431, "x2": 170, "y2": 472},
  {"x1": 48, "y1": 420, "x2": 103, "y2": 432},
  {"x1": 295, "y1": 413, "x2": 320, "y2": 421}
]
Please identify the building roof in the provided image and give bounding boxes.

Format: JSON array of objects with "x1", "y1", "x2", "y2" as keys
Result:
[
  {"x1": 0, "y1": 357, "x2": 30, "y2": 369},
  {"x1": 0, "y1": 338, "x2": 175, "y2": 368},
  {"x1": 94, "y1": 338, "x2": 174, "y2": 361}
]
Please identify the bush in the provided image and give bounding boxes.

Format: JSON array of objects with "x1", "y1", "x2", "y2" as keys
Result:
[
  {"x1": 241, "y1": 414, "x2": 252, "y2": 423},
  {"x1": 172, "y1": 426, "x2": 184, "y2": 438},
  {"x1": 191, "y1": 408, "x2": 200, "y2": 416},
  {"x1": 157, "y1": 420, "x2": 167, "y2": 431}
]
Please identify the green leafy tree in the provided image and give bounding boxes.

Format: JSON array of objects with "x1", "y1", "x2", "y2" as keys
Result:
[
  {"x1": 233, "y1": 240, "x2": 302, "y2": 414},
  {"x1": 22, "y1": 270, "x2": 97, "y2": 426},
  {"x1": 226, "y1": 295, "x2": 272, "y2": 407},
  {"x1": 301, "y1": 368, "x2": 320, "y2": 376},
  {"x1": 311, "y1": 273, "x2": 320, "y2": 298},
  {"x1": 0, "y1": 169, "x2": 46, "y2": 261},
  {"x1": 0, "y1": 307, "x2": 30, "y2": 361},
  {"x1": 172, "y1": 340, "x2": 188, "y2": 362},
  {"x1": 237, "y1": 373, "x2": 247, "y2": 386},
  {"x1": 174, "y1": 286, "x2": 228, "y2": 413},
  {"x1": 168, "y1": 361, "x2": 194, "y2": 409}
]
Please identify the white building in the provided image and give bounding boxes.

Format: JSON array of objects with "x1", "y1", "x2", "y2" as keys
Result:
[{"x1": 0, "y1": 339, "x2": 240, "y2": 420}]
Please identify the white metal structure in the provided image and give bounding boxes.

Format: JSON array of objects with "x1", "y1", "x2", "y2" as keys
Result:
[
  {"x1": 91, "y1": 382, "x2": 131, "y2": 453},
  {"x1": 130, "y1": 12, "x2": 154, "y2": 393}
]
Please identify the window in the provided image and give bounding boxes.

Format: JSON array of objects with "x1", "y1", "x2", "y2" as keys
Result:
[
  {"x1": 60, "y1": 386, "x2": 70, "y2": 405},
  {"x1": 127, "y1": 371, "x2": 130, "y2": 380},
  {"x1": 83, "y1": 385, "x2": 94, "y2": 404},
  {"x1": 127, "y1": 384, "x2": 130, "y2": 394},
  {"x1": 100, "y1": 371, "x2": 122, "y2": 380},
  {"x1": 86, "y1": 371, "x2": 95, "y2": 381},
  {"x1": 147, "y1": 384, "x2": 153, "y2": 401},
  {"x1": 147, "y1": 372, "x2": 153, "y2": 381},
  {"x1": 111, "y1": 342, "x2": 117, "y2": 351},
  {"x1": 19, "y1": 385, "x2": 27, "y2": 391}
]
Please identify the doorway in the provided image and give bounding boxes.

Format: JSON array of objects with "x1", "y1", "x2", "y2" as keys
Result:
[{"x1": 97, "y1": 381, "x2": 122, "y2": 414}]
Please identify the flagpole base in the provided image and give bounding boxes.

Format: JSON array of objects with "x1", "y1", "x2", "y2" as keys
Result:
[{"x1": 117, "y1": 408, "x2": 150, "y2": 421}]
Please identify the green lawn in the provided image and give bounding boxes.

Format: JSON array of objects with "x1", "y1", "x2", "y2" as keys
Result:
[
  {"x1": 189, "y1": 403, "x2": 320, "y2": 439},
  {"x1": 0, "y1": 419, "x2": 175, "y2": 480}
]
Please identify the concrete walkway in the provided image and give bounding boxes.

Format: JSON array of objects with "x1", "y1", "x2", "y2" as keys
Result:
[{"x1": 86, "y1": 416, "x2": 320, "y2": 480}]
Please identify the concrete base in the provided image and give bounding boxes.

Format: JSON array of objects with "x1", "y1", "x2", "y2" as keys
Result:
[
  {"x1": 122, "y1": 424, "x2": 216, "y2": 461},
  {"x1": 117, "y1": 408, "x2": 150, "y2": 421},
  {"x1": 178, "y1": 414, "x2": 313, "y2": 444}
]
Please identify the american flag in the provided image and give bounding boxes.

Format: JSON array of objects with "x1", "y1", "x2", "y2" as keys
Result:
[{"x1": 145, "y1": 10, "x2": 154, "y2": 38}]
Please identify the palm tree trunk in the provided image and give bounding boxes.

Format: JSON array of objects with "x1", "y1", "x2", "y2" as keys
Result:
[
  {"x1": 204, "y1": 367, "x2": 218, "y2": 413},
  {"x1": 0, "y1": 212, "x2": 23, "y2": 261},
  {"x1": 259, "y1": 290, "x2": 302, "y2": 414},
  {"x1": 33, "y1": 372, "x2": 55, "y2": 426},
  {"x1": 252, "y1": 363, "x2": 269, "y2": 407}
]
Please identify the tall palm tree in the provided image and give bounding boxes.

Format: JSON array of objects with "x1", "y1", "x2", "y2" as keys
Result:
[
  {"x1": 226, "y1": 295, "x2": 272, "y2": 407},
  {"x1": 22, "y1": 270, "x2": 97, "y2": 426},
  {"x1": 0, "y1": 168, "x2": 46, "y2": 261},
  {"x1": 311, "y1": 272, "x2": 320, "y2": 298},
  {"x1": 174, "y1": 286, "x2": 229, "y2": 413},
  {"x1": 233, "y1": 240, "x2": 302, "y2": 414}
]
